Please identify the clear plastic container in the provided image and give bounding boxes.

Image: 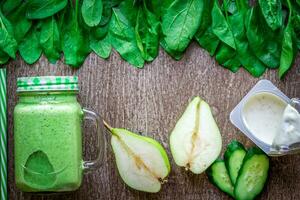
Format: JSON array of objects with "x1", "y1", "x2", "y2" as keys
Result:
[{"x1": 230, "y1": 79, "x2": 300, "y2": 156}]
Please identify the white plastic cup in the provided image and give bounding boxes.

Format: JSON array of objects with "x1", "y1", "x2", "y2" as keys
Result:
[{"x1": 230, "y1": 80, "x2": 292, "y2": 156}]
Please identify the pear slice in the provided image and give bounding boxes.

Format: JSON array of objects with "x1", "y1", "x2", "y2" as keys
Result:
[
  {"x1": 170, "y1": 96, "x2": 222, "y2": 174},
  {"x1": 104, "y1": 121, "x2": 170, "y2": 193}
]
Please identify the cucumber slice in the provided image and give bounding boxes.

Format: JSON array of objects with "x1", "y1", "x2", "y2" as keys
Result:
[
  {"x1": 224, "y1": 140, "x2": 247, "y2": 185},
  {"x1": 206, "y1": 159, "x2": 234, "y2": 197},
  {"x1": 234, "y1": 147, "x2": 269, "y2": 200}
]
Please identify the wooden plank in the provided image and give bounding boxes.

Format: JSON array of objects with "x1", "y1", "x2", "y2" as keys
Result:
[{"x1": 6, "y1": 43, "x2": 300, "y2": 199}]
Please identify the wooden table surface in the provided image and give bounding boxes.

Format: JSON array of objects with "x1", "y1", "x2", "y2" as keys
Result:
[{"x1": 6, "y1": 43, "x2": 300, "y2": 200}]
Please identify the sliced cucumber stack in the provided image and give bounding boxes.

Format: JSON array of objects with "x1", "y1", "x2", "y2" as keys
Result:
[
  {"x1": 207, "y1": 159, "x2": 234, "y2": 197},
  {"x1": 234, "y1": 147, "x2": 269, "y2": 200},
  {"x1": 224, "y1": 140, "x2": 247, "y2": 185},
  {"x1": 206, "y1": 141, "x2": 269, "y2": 200}
]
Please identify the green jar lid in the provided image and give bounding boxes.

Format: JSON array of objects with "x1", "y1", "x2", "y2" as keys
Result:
[{"x1": 17, "y1": 76, "x2": 79, "y2": 93}]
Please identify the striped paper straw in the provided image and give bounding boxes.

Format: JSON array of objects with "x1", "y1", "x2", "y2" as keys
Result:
[{"x1": 0, "y1": 68, "x2": 7, "y2": 200}]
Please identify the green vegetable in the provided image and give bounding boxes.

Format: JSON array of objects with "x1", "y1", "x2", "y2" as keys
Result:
[
  {"x1": 234, "y1": 147, "x2": 269, "y2": 200},
  {"x1": 213, "y1": 1, "x2": 241, "y2": 72},
  {"x1": 223, "y1": 0, "x2": 238, "y2": 15},
  {"x1": 228, "y1": 0, "x2": 266, "y2": 77},
  {"x1": 279, "y1": 0, "x2": 297, "y2": 78},
  {"x1": 90, "y1": 34, "x2": 111, "y2": 59},
  {"x1": 206, "y1": 159, "x2": 235, "y2": 197},
  {"x1": 215, "y1": 43, "x2": 240, "y2": 72},
  {"x1": 135, "y1": 1, "x2": 160, "y2": 62},
  {"x1": 246, "y1": 5, "x2": 282, "y2": 68},
  {"x1": 207, "y1": 141, "x2": 270, "y2": 199},
  {"x1": 144, "y1": 0, "x2": 163, "y2": 19},
  {"x1": 26, "y1": 0, "x2": 68, "y2": 19},
  {"x1": 39, "y1": 16, "x2": 61, "y2": 63},
  {"x1": 6, "y1": 3, "x2": 32, "y2": 43},
  {"x1": 0, "y1": 9, "x2": 17, "y2": 59},
  {"x1": 61, "y1": 0, "x2": 91, "y2": 67},
  {"x1": 0, "y1": 50, "x2": 9, "y2": 64},
  {"x1": 0, "y1": 0, "x2": 298, "y2": 79},
  {"x1": 212, "y1": 0, "x2": 236, "y2": 50},
  {"x1": 109, "y1": 2, "x2": 144, "y2": 67},
  {"x1": 81, "y1": 0, "x2": 103, "y2": 27},
  {"x1": 294, "y1": 14, "x2": 300, "y2": 49},
  {"x1": 2, "y1": 0, "x2": 22, "y2": 14},
  {"x1": 194, "y1": 0, "x2": 220, "y2": 56},
  {"x1": 162, "y1": 0, "x2": 204, "y2": 58},
  {"x1": 160, "y1": 39, "x2": 183, "y2": 60},
  {"x1": 19, "y1": 25, "x2": 42, "y2": 64},
  {"x1": 258, "y1": 0, "x2": 282, "y2": 31},
  {"x1": 224, "y1": 140, "x2": 246, "y2": 185}
]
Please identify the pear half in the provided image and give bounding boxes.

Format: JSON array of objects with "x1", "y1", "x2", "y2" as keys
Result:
[
  {"x1": 170, "y1": 97, "x2": 222, "y2": 174},
  {"x1": 104, "y1": 121, "x2": 170, "y2": 193}
]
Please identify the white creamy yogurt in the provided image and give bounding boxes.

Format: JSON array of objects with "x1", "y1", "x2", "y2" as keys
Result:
[
  {"x1": 273, "y1": 104, "x2": 300, "y2": 147},
  {"x1": 242, "y1": 92, "x2": 287, "y2": 145}
]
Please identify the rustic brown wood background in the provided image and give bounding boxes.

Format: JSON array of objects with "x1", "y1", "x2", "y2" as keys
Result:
[{"x1": 6, "y1": 43, "x2": 300, "y2": 200}]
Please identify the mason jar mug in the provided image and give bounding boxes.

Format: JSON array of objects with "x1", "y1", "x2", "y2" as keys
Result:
[{"x1": 14, "y1": 76, "x2": 105, "y2": 192}]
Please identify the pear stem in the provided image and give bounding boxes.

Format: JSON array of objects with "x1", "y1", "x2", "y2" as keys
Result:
[
  {"x1": 103, "y1": 120, "x2": 113, "y2": 131},
  {"x1": 159, "y1": 178, "x2": 168, "y2": 184},
  {"x1": 185, "y1": 163, "x2": 190, "y2": 171}
]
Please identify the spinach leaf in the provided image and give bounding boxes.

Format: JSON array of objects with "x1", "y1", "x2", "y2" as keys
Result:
[
  {"x1": 212, "y1": 0, "x2": 236, "y2": 50},
  {"x1": 19, "y1": 25, "x2": 42, "y2": 64},
  {"x1": 0, "y1": 50, "x2": 9, "y2": 64},
  {"x1": 135, "y1": 2, "x2": 160, "y2": 62},
  {"x1": 163, "y1": 0, "x2": 173, "y2": 10},
  {"x1": 194, "y1": 0, "x2": 220, "y2": 56},
  {"x1": 91, "y1": 24, "x2": 109, "y2": 40},
  {"x1": 26, "y1": 0, "x2": 68, "y2": 19},
  {"x1": 40, "y1": 16, "x2": 61, "y2": 63},
  {"x1": 222, "y1": 57, "x2": 241, "y2": 72},
  {"x1": 146, "y1": 0, "x2": 163, "y2": 18},
  {"x1": 7, "y1": 3, "x2": 32, "y2": 43},
  {"x1": 214, "y1": 1, "x2": 240, "y2": 72},
  {"x1": 223, "y1": 0, "x2": 238, "y2": 15},
  {"x1": 279, "y1": 0, "x2": 297, "y2": 79},
  {"x1": 0, "y1": 9, "x2": 17, "y2": 58},
  {"x1": 246, "y1": 5, "x2": 282, "y2": 68},
  {"x1": 2, "y1": 0, "x2": 22, "y2": 14},
  {"x1": 196, "y1": 27, "x2": 220, "y2": 56},
  {"x1": 90, "y1": 21, "x2": 111, "y2": 59},
  {"x1": 279, "y1": 24, "x2": 295, "y2": 78},
  {"x1": 293, "y1": 14, "x2": 300, "y2": 49},
  {"x1": 99, "y1": 0, "x2": 123, "y2": 26},
  {"x1": 230, "y1": 10, "x2": 266, "y2": 77},
  {"x1": 61, "y1": 1, "x2": 91, "y2": 67},
  {"x1": 160, "y1": 39, "x2": 183, "y2": 60},
  {"x1": 109, "y1": 3, "x2": 144, "y2": 67},
  {"x1": 161, "y1": 0, "x2": 204, "y2": 57},
  {"x1": 258, "y1": 0, "x2": 282, "y2": 31},
  {"x1": 100, "y1": 0, "x2": 113, "y2": 26},
  {"x1": 90, "y1": 34, "x2": 111, "y2": 59},
  {"x1": 81, "y1": 0, "x2": 103, "y2": 27},
  {"x1": 235, "y1": 1, "x2": 266, "y2": 77},
  {"x1": 215, "y1": 43, "x2": 240, "y2": 72},
  {"x1": 218, "y1": 0, "x2": 266, "y2": 77}
]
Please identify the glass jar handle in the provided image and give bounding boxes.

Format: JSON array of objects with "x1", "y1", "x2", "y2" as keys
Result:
[{"x1": 82, "y1": 108, "x2": 106, "y2": 172}]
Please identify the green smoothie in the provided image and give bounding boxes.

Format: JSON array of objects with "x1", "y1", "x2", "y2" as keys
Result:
[{"x1": 14, "y1": 93, "x2": 84, "y2": 192}]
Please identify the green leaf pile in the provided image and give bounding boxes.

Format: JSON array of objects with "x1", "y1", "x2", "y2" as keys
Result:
[{"x1": 0, "y1": 0, "x2": 299, "y2": 78}]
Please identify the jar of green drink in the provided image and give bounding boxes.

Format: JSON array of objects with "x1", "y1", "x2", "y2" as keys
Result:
[{"x1": 14, "y1": 76, "x2": 105, "y2": 192}]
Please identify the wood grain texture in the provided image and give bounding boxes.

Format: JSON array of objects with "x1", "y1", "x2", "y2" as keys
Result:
[{"x1": 6, "y1": 42, "x2": 300, "y2": 200}]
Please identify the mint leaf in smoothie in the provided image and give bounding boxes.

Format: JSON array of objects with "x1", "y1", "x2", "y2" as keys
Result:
[{"x1": 24, "y1": 151, "x2": 56, "y2": 188}]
